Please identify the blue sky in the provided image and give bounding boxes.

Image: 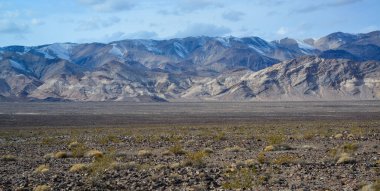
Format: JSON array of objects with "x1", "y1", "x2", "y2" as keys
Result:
[{"x1": 0, "y1": 0, "x2": 379, "y2": 46}]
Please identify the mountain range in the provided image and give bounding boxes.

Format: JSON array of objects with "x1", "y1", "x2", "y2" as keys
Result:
[{"x1": 1, "y1": 31, "x2": 380, "y2": 101}]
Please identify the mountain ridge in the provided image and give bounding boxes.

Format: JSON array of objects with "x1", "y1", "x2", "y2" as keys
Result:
[{"x1": 1, "y1": 31, "x2": 380, "y2": 101}]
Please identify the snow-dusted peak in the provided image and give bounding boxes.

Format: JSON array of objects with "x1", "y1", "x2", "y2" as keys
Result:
[
  {"x1": 108, "y1": 44, "x2": 125, "y2": 58},
  {"x1": 173, "y1": 42, "x2": 188, "y2": 58},
  {"x1": 36, "y1": 43, "x2": 76, "y2": 61},
  {"x1": 296, "y1": 39, "x2": 315, "y2": 50},
  {"x1": 10, "y1": 60, "x2": 27, "y2": 72}
]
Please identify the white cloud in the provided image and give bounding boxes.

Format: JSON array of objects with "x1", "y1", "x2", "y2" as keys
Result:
[
  {"x1": 222, "y1": 11, "x2": 245, "y2": 21},
  {"x1": 293, "y1": 0, "x2": 363, "y2": 14},
  {"x1": 276, "y1": 27, "x2": 288, "y2": 36},
  {"x1": 178, "y1": 0, "x2": 224, "y2": 12},
  {"x1": 124, "y1": 31, "x2": 158, "y2": 39},
  {"x1": 0, "y1": 19, "x2": 29, "y2": 34},
  {"x1": 360, "y1": 25, "x2": 379, "y2": 33},
  {"x1": 79, "y1": 31, "x2": 159, "y2": 43},
  {"x1": 76, "y1": 17, "x2": 121, "y2": 31},
  {"x1": 77, "y1": 0, "x2": 135, "y2": 12},
  {"x1": 175, "y1": 23, "x2": 231, "y2": 37},
  {"x1": 31, "y1": 18, "x2": 44, "y2": 26}
]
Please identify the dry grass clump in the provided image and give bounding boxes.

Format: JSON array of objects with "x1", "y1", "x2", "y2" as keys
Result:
[
  {"x1": 161, "y1": 150, "x2": 172, "y2": 156},
  {"x1": 153, "y1": 164, "x2": 166, "y2": 171},
  {"x1": 342, "y1": 143, "x2": 359, "y2": 153},
  {"x1": 266, "y1": 134, "x2": 286, "y2": 145},
  {"x1": 169, "y1": 162, "x2": 181, "y2": 169},
  {"x1": 360, "y1": 179, "x2": 380, "y2": 191},
  {"x1": 98, "y1": 134, "x2": 121, "y2": 145},
  {"x1": 263, "y1": 144, "x2": 292, "y2": 152},
  {"x1": 328, "y1": 142, "x2": 359, "y2": 164},
  {"x1": 88, "y1": 153, "x2": 115, "y2": 177},
  {"x1": 168, "y1": 144, "x2": 186, "y2": 155},
  {"x1": 257, "y1": 152, "x2": 267, "y2": 164},
  {"x1": 302, "y1": 132, "x2": 315, "y2": 140},
  {"x1": 334, "y1": 133, "x2": 343, "y2": 139},
  {"x1": 1, "y1": 154, "x2": 16, "y2": 161},
  {"x1": 137, "y1": 149, "x2": 153, "y2": 157},
  {"x1": 85, "y1": 150, "x2": 103, "y2": 158},
  {"x1": 54, "y1": 151, "x2": 70, "y2": 159},
  {"x1": 183, "y1": 150, "x2": 209, "y2": 167},
  {"x1": 41, "y1": 137, "x2": 56, "y2": 145},
  {"x1": 272, "y1": 154, "x2": 298, "y2": 165},
  {"x1": 69, "y1": 163, "x2": 88, "y2": 172},
  {"x1": 203, "y1": 148, "x2": 214, "y2": 154},
  {"x1": 264, "y1": 145, "x2": 275, "y2": 152},
  {"x1": 68, "y1": 141, "x2": 80, "y2": 149},
  {"x1": 222, "y1": 167, "x2": 263, "y2": 189},
  {"x1": 43, "y1": 153, "x2": 55, "y2": 159},
  {"x1": 70, "y1": 143, "x2": 88, "y2": 158},
  {"x1": 224, "y1": 146, "x2": 246, "y2": 152},
  {"x1": 244, "y1": 159, "x2": 256, "y2": 167},
  {"x1": 34, "y1": 164, "x2": 49, "y2": 174},
  {"x1": 336, "y1": 153, "x2": 356, "y2": 164},
  {"x1": 33, "y1": 185, "x2": 51, "y2": 191},
  {"x1": 213, "y1": 132, "x2": 227, "y2": 141}
]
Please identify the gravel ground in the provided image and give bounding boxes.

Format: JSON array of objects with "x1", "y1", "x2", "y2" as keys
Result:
[{"x1": 0, "y1": 102, "x2": 379, "y2": 190}]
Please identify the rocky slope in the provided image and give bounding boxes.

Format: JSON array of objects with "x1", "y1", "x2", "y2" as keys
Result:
[
  {"x1": 0, "y1": 31, "x2": 379, "y2": 101},
  {"x1": 182, "y1": 56, "x2": 380, "y2": 101}
]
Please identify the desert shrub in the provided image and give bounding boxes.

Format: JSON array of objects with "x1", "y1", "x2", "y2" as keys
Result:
[
  {"x1": 34, "y1": 164, "x2": 49, "y2": 174},
  {"x1": 264, "y1": 144, "x2": 292, "y2": 152},
  {"x1": 41, "y1": 137, "x2": 55, "y2": 145},
  {"x1": 266, "y1": 134, "x2": 286, "y2": 145},
  {"x1": 272, "y1": 154, "x2": 298, "y2": 165},
  {"x1": 54, "y1": 151, "x2": 69, "y2": 159},
  {"x1": 168, "y1": 144, "x2": 186, "y2": 155},
  {"x1": 183, "y1": 150, "x2": 209, "y2": 167},
  {"x1": 88, "y1": 153, "x2": 115, "y2": 177},
  {"x1": 213, "y1": 132, "x2": 227, "y2": 141},
  {"x1": 167, "y1": 134, "x2": 183, "y2": 143},
  {"x1": 334, "y1": 133, "x2": 343, "y2": 139},
  {"x1": 70, "y1": 142, "x2": 88, "y2": 158},
  {"x1": 137, "y1": 149, "x2": 153, "y2": 157},
  {"x1": 328, "y1": 142, "x2": 359, "y2": 163},
  {"x1": 69, "y1": 163, "x2": 88, "y2": 172},
  {"x1": 224, "y1": 146, "x2": 246, "y2": 152},
  {"x1": 303, "y1": 132, "x2": 315, "y2": 140},
  {"x1": 222, "y1": 167, "x2": 261, "y2": 189},
  {"x1": 98, "y1": 134, "x2": 121, "y2": 145},
  {"x1": 342, "y1": 143, "x2": 359, "y2": 153},
  {"x1": 1, "y1": 154, "x2": 16, "y2": 161},
  {"x1": 203, "y1": 148, "x2": 214, "y2": 154},
  {"x1": 336, "y1": 153, "x2": 356, "y2": 164},
  {"x1": 85, "y1": 150, "x2": 103, "y2": 158},
  {"x1": 257, "y1": 152, "x2": 267, "y2": 164},
  {"x1": 153, "y1": 164, "x2": 166, "y2": 171},
  {"x1": 162, "y1": 150, "x2": 172, "y2": 156},
  {"x1": 33, "y1": 185, "x2": 51, "y2": 191},
  {"x1": 169, "y1": 162, "x2": 181, "y2": 169},
  {"x1": 68, "y1": 141, "x2": 80, "y2": 149},
  {"x1": 244, "y1": 159, "x2": 256, "y2": 167}
]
